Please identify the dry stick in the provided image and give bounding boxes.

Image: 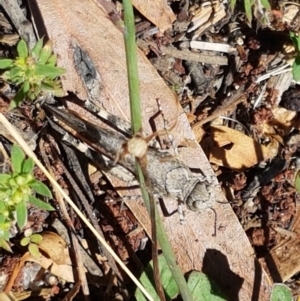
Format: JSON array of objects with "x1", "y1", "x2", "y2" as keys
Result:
[
  {"x1": 195, "y1": 86, "x2": 247, "y2": 126},
  {"x1": 0, "y1": 113, "x2": 154, "y2": 301},
  {"x1": 50, "y1": 140, "x2": 123, "y2": 281},
  {"x1": 39, "y1": 137, "x2": 75, "y2": 231},
  {"x1": 137, "y1": 39, "x2": 228, "y2": 66},
  {"x1": 4, "y1": 252, "x2": 31, "y2": 293},
  {"x1": 39, "y1": 137, "x2": 90, "y2": 300},
  {"x1": 0, "y1": 0, "x2": 36, "y2": 47},
  {"x1": 71, "y1": 231, "x2": 91, "y2": 301}
]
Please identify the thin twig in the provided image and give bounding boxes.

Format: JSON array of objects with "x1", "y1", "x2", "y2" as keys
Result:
[{"x1": 0, "y1": 113, "x2": 154, "y2": 301}]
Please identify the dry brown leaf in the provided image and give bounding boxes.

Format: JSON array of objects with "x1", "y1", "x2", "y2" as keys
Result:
[
  {"x1": 38, "y1": 231, "x2": 72, "y2": 265},
  {"x1": 28, "y1": 255, "x2": 74, "y2": 283},
  {"x1": 132, "y1": 0, "x2": 175, "y2": 32},
  {"x1": 209, "y1": 125, "x2": 274, "y2": 171},
  {"x1": 31, "y1": 0, "x2": 272, "y2": 298},
  {"x1": 269, "y1": 107, "x2": 298, "y2": 135}
]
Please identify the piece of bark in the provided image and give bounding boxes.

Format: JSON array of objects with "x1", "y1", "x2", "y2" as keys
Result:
[{"x1": 30, "y1": 0, "x2": 272, "y2": 299}]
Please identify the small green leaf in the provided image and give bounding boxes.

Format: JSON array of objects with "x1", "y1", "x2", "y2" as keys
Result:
[
  {"x1": 0, "y1": 237, "x2": 12, "y2": 252},
  {"x1": 39, "y1": 40, "x2": 53, "y2": 64},
  {"x1": 0, "y1": 215, "x2": 6, "y2": 224},
  {"x1": 260, "y1": 0, "x2": 270, "y2": 10},
  {"x1": 16, "y1": 199, "x2": 27, "y2": 229},
  {"x1": 40, "y1": 82, "x2": 65, "y2": 96},
  {"x1": 17, "y1": 39, "x2": 28, "y2": 59},
  {"x1": 35, "y1": 64, "x2": 65, "y2": 78},
  {"x1": 28, "y1": 195, "x2": 54, "y2": 211},
  {"x1": 0, "y1": 174, "x2": 10, "y2": 184},
  {"x1": 0, "y1": 202, "x2": 6, "y2": 213},
  {"x1": 244, "y1": 0, "x2": 253, "y2": 24},
  {"x1": 135, "y1": 255, "x2": 179, "y2": 301},
  {"x1": 8, "y1": 66, "x2": 23, "y2": 80},
  {"x1": 1, "y1": 229, "x2": 10, "y2": 241},
  {"x1": 11, "y1": 145, "x2": 25, "y2": 173},
  {"x1": 290, "y1": 32, "x2": 300, "y2": 52},
  {"x1": 0, "y1": 59, "x2": 14, "y2": 69},
  {"x1": 22, "y1": 158, "x2": 34, "y2": 174},
  {"x1": 230, "y1": 0, "x2": 237, "y2": 11},
  {"x1": 20, "y1": 236, "x2": 30, "y2": 246},
  {"x1": 47, "y1": 54, "x2": 57, "y2": 66},
  {"x1": 270, "y1": 284, "x2": 292, "y2": 301},
  {"x1": 2, "y1": 66, "x2": 23, "y2": 82},
  {"x1": 22, "y1": 81, "x2": 30, "y2": 94},
  {"x1": 11, "y1": 86, "x2": 27, "y2": 108},
  {"x1": 30, "y1": 233, "x2": 43, "y2": 244},
  {"x1": 29, "y1": 180, "x2": 52, "y2": 198},
  {"x1": 292, "y1": 56, "x2": 300, "y2": 82},
  {"x1": 10, "y1": 99, "x2": 17, "y2": 109},
  {"x1": 28, "y1": 242, "x2": 41, "y2": 258},
  {"x1": 187, "y1": 271, "x2": 226, "y2": 301},
  {"x1": 31, "y1": 38, "x2": 44, "y2": 59},
  {"x1": 52, "y1": 88, "x2": 66, "y2": 97}
]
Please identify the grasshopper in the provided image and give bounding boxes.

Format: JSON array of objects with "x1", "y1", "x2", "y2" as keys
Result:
[{"x1": 44, "y1": 102, "x2": 215, "y2": 215}]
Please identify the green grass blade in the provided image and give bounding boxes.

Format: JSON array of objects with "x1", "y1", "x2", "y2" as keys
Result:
[{"x1": 122, "y1": 1, "x2": 194, "y2": 301}]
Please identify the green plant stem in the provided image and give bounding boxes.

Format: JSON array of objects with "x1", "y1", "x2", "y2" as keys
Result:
[
  {"x1": 123, "y1": 0, "x2": 142, "y2": 133},
  {"x1": 122, "y1": 1, "x2": 194, "y2": 301}
]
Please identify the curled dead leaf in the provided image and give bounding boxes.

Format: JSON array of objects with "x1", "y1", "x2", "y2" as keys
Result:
[
  {"x1": 209, "y1": 125, "x2": 275, "y2": 171},
  {"x1": 28, "y1": 254, "x2": 74, "y2": 283},
  {"x1": 132, "y1": 0, "x2": 175, "y2": 32},
  {"x1": 38, "y1": 231, "x2": 71, "y2": 265},
  {"x1": 269, "y1": 107, "x2": 298, "y2": 136}
]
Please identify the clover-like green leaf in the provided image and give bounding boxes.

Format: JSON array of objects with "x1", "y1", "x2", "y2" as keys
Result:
[
  {"x1": 11, "y1": 145, "x2": 25, "y2": 174},
  {"x1": 17, "y1": 39, "x2": 28, "y2": 59},
  {"x1": 29, "y1": 180, "x2": 52, "y2": 198},
  {"x1": 28, "y1": 195, "x2": 54, "y2": 211},
  {"x1": 16, "y1": 199, "x2": 27, "y2": 229},
  {"x1": 20, "y1": 236, "x2": 30, "y2": 246},
  {"x1": 30, "y1": 233, "x2": 43, "y2": 244},
  {"x1": 0, "y1": 59, "x2": 14, "y2": 69},
  {"x1": 22, "y1": 158, "x2": 34, "y2": 174},
  {"x1": 28, "y1": 242, "x2": 41, "y2": 257},
  {"x1": 31, "y1": 38, "x2": 44, "y2": 59}
]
